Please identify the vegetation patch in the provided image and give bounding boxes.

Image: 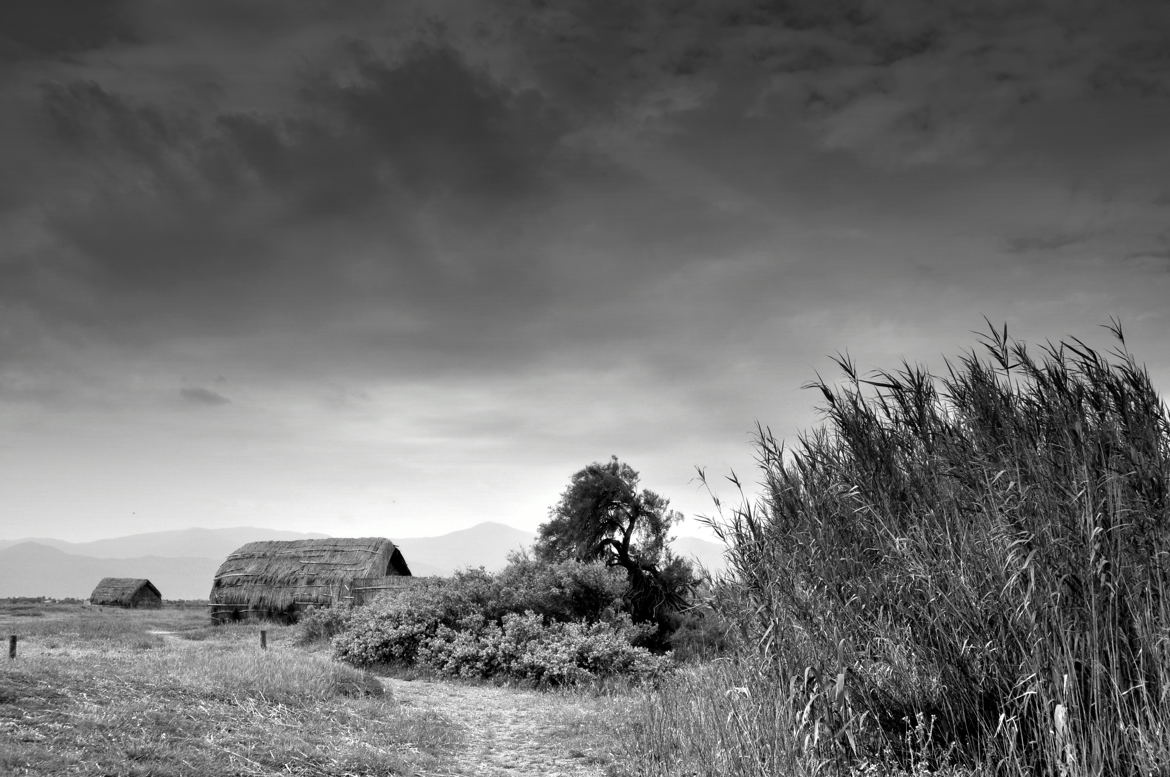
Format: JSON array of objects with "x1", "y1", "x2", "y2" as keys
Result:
[
  {"x1": 617, "y1": 321, "x2": 1170, "y2": 776},
  {"x1": 329, "y1": 457, "x2": 704, "y2": 689},
  {"x1": 332, "y1": 565, "x2": 671, "y2": 686},
  {"x1": 0, "y1": 605, "x2": 463, "y2": 776}
]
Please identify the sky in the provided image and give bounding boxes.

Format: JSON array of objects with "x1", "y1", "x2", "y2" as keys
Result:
[{"x1": 1, "y1": 0, "x2": 1168, "y2": 543}]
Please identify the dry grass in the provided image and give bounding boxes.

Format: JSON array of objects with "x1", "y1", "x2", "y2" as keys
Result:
[
  {"x1": 618, "y1": 655, "x2": 978, "y2": 777},
  {"x1": 1, "y1": 603, "x2": 463, "y2": 776},
  {"x1": 619, "y1": 322, "x2": 1170, "y2": 776}
]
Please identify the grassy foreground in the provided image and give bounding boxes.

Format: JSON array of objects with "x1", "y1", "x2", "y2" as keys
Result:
[{"x1": 0, "y1": 602, "x2": 462, "y2": 776}]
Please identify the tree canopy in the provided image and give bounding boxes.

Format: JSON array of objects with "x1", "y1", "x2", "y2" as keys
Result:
[{"x1": 535, "y1": 456, "x2": 696, "y2": 637}]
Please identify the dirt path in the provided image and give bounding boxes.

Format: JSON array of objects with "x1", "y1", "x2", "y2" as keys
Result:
[{"x1": 385, "y1": 677, "x2": 625, "y2": 777}]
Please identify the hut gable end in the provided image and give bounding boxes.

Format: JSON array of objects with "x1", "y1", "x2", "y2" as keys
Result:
[{"x1": 209, "y1": 537, "x2": 411, "y2": 623}]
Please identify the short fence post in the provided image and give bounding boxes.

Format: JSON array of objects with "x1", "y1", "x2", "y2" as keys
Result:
[
  {"x1": 8, "y1": 635, "x2": 15, "y2": 660},
  {"x1": 260, "y1": 630, "x2": 267, "y2": 650}
]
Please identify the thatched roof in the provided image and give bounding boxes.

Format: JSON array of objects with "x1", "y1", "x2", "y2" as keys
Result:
[
  {"x1": 209, "y1": 537, "x2": 410, "y2": 618},
  {"x1": 90, "y1": 577, "x2": 162, "y2": 607}
]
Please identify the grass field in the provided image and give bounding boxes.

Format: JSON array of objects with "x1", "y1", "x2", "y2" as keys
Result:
[
  {"x1": 0, "y1": 601, "x2": 468, "y2": 776},
  {"x1": 1, "y1": 601, "x2": 632, "y2": 776}
]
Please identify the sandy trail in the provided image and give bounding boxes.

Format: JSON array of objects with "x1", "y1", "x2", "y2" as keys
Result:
[{"x1": 385, "y1": 677, "x2": 622, "y2": 777}]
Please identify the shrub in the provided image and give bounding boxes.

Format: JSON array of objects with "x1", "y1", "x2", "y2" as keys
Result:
[
  {"x1": 507, "y1": 612, "x2": 667, "y2": 686},
  {"x1": 494, "y1": 554, "x2": 629, "y2": 622},
  {"x1": 410, "y1": 611, "x2": 668, "y2": 686},
  {"x1": 332, "y1": 599, "x2": 441, "y2": 666},
  {"x1": 295, "y1": 604, "x2": 354, "y2": 646},
  {"x1": 331, "y1": 560, "x2": 669, "y2": 686}
]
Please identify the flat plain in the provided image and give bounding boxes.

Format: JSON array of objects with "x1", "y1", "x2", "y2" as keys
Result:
[{"x1": 0, "y1": 602, "x2": 626, "y2": 776}]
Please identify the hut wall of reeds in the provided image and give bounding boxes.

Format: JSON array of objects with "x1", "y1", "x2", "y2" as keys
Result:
[
  {"x1": 89, "y1": 578, "x2": 163, "y2": 608},
  {"x1": 347, "y1": 575, "x2": 421, "y2": 606},
  {"x1": 208, "y1": 537, "x2": 411, "y2": 623}
]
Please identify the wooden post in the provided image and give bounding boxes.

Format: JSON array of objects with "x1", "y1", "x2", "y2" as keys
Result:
[
  {"x1": 8, "y1": 635, "x2": 15, "y2": 660},
  {"x1": 260, "y1": 630, "x2": 267, "y2": 650}
]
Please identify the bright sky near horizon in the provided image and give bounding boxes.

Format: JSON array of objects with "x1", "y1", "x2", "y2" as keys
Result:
[{"x1": 1, "y1": 1, "x2": 1168, "y2": 543}]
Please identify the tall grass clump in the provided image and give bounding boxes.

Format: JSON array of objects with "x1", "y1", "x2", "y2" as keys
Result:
[{"x1": 698, "y1": 321, "x2": 1170, "y2": 775}]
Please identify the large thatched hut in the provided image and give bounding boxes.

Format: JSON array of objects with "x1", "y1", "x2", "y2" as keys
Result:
[
  {"x1": 208, "y1": 537, "x2": 411, "y2": 623},
  {"x1": 90, "y1": 578, "x2": 163, "y2": 608}
]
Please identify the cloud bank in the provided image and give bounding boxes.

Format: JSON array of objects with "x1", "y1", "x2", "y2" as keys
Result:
[{"x1": 1, "y1": 1, "x2": 1167, "y2": 539}]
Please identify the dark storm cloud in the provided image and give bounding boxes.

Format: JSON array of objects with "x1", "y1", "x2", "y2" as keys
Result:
[
  {"x1": 4, "y1": 5, "x2": 781, "y2": 389},
  {"x1": 310, "y1": 42, "x2": 565, "y2": 198},
  {"x1": 0, "y1": 1, "x2": 137, "y2": 63},
  {"x1": 8, "y1": 38, "x2": 587, "y2": 361},
  {"x1": 180, "y1": 386, "x2": 230, "y2": 406},
  {"x1": 41, "y1": 80, "x2": 184, "y2": 158},
  {"x1": 1004, "y1": 233, "x2": 1094, "y2": 255},
  {"x1": 3, "y1": 0, "x2": 1169, "y2": 401},
  {"x1": 697, "y1": 0, "x2": 1170, "y2": 169},
  {"x1": 37, "y1": 78, "x2": 386, "y2": 277}
]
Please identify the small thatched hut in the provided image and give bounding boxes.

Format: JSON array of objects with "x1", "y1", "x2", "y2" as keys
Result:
[
  {"x1": 90, "y1": 578, "x2": 163, "y2": 608},
  {"x1": 208, "y1": 537, "x2": 411, "y2": 623}
]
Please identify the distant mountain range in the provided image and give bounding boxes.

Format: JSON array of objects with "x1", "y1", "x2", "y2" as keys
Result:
[
  {"x1": 0, "y1": 522, "x2": 727, "y2": 600},
  {"x1": 0, "y1": 527, "x2": 331, "y2": 560},
  {"x1": 0, "y1": 543, "x2": 222, "y2": 600}
]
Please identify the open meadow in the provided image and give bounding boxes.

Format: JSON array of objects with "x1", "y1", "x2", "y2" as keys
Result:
[{"x1": 0, "y1": 601, "x2": 628, "y2": 777}]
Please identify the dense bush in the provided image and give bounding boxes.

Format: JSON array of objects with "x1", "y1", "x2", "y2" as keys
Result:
[
  {"x1": 331, "y1": 561, "x2": 669, "y2": 686},
  {"x1": 494, "y1": 554, "x2": 629, "y2": 622},
  {"x1": 622, "y1": 323, "x2": 1170, "y2": 776},
  {"x1": 295, "y1": 604, "x2": 355, "y2": 646},
  {"x1": 330, "y1": 577, "x2": 457, "y2": 665},
  {"x1": 416, "y1": 611, "x2": 667, "y2": 686}
]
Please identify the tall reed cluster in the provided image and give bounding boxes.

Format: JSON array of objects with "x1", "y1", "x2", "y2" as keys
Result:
[{"x1": 636, "y1": 322, "x2": 1170, "y2": 775}]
